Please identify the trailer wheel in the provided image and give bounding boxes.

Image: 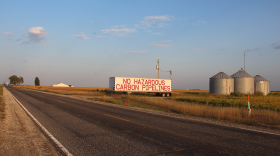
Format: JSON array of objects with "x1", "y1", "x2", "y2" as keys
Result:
[
  {"x1": 166, "y1": 93, "x2": 170, "y2": 97},
  {"x1": 162, "y1": 93, "x2": 166, "y2": 97}
]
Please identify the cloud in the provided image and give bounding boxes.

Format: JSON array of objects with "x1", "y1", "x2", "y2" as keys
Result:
[
  {"x1": 141, "y1": 15, "x2": 171, "y2": 27},
  {"x1": 4, "y1": 31, "x2": 14, "y2": 37},
  {"x1": 124, "y1": 50, "x2": 147, "y2": 53},
  {"x1": 25, "y1": 27, "x2": 48, "y2": 43},
  {"x1": 72, "y1": 33, "x2": 90, "y2": 40},
  {"x1": 96, "y1": 36, "x2": 107, "y2": 37},
  {"x1": 151, "y1": 33, "x2": 162, "y2": 35},
  {"x1": 15, "y1": 39, "x2": 22, "y2": 42},
  {"x1": 89, "y1": 20, "x2": 94, "y2": 24},
  {"x1": 191, "y1": 48, "x2": 202, "y2": 51},
  {"x1": 105, "y1": 54, "x2": 117, "y2": 56},
  {"x1": 152, "y1": 44, "x2": 170, "y2": 47},
  {"x1": 194, "y1": 21, "x2": 208, "y2": 26},
  {"x1": 271, "y1": 42, "x2": 280, "y2": 49},
  {"x1": 161, "y1": 40, "x2": 171, "y2": 42},
  {"x1": 101, "y1": 28, "x2": 137, "y2": 36},
  {"x1": 246, "y1": 48, "x2": 259, "y2": 52}
]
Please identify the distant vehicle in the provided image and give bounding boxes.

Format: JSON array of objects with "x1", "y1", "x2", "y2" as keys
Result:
[{"x1": 109, "y1": 77, "x2": 172, "y2": 97}]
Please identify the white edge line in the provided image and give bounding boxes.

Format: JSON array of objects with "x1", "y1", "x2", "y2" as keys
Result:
[{"x1": 5, "y1": 87, "x2": 73, "y2": 156}]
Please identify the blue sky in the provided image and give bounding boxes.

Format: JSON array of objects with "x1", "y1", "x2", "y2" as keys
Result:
[{"x1": 1, "y1": 0, "x2": 279, "y2": 90}]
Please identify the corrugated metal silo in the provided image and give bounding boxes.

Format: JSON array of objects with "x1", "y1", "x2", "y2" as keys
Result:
[
  {"x1": 209, "y1": 72, "x2": 234, "y2": 95},
  {"x1": 254, "y1": 75, "x2": 270, "y2": 95},
  {"x1": 231, "y1": 68, "x2": 254, "y2": 94}
]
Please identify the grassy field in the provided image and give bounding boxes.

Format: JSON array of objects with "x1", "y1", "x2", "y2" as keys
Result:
[{"x1": 15, "y1": 85, "x2": 280, "y2": 126}]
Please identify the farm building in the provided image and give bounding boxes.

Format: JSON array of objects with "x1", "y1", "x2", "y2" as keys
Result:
[
  {"x1": 52, "y1": 83, "x2": 73, "y2": 87},
  {"x1": 231, "y1": 68, "x2": 254, "y2": 94},
  {"x1": 209, "y1": 72, "x2": 234, "y2": 95},
  {"x1": 254, "y1": 75, "x2": 270, "y2": 95}
]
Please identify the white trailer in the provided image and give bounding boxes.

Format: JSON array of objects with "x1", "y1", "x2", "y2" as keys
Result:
[{"x1": 109, "y1": 77, "x2": 172, "y2": 97}]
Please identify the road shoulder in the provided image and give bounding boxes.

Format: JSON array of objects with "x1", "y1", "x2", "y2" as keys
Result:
[{"x1": 0, "y1": 87, "x2": 61, "y2": 156}]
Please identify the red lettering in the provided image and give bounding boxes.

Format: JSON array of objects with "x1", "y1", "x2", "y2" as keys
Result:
[
  {"x1": 142, "y1": 85, "x2": 145, "y2": 90},
  {"x1": 162, "y1": 80, "x2": 165, "y2": 85},
  {"x1": 133, "y1": 79, "x2": 138, "y2": 84},
  {"x1": 116, "y1": 84, "x2": 119, "y2": 90}
]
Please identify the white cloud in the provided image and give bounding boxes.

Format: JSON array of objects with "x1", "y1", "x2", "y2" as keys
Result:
[
  {"x1": 151, "y1": 33, "x2": 162, "y2": 35},
  {"x1": 4, "y1": 31, "x2": 14, "y2": 37},
  {"x1": 101, "y1": 28, "x2": 137, "y2": 36},
  {"x1": 152, "y1": 44, "x2": 170, "y2": 47},
  {"x1": 141, "y1": 15, "x2": 171, "y2": 27},
  {"x1": 194, "y1": 21, "x2": 208, "y2": 26},
  {"x1": 25, "y1": 27, "x2": 48, "y2": 43},
  {"x1": 90, "y1": 20, "x2": 94, "y2": 24},
  {"x1": 96, "y1": 36, "x2": 107, "y2": 37},
  {"x1": 161, "y1": 40, "x2": 171, "y2": 42},
  {"x1": 72, "y1": 33, "x2": 90, "y2": 40},
  {"x1": 124, "y1": 50, "x2": 147, "y2": 53}
]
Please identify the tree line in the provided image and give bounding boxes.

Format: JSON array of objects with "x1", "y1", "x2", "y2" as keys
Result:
[
  {"x1": 8, "y1": 75, "x2": 40, "y2": 86},
  {"x1": 8, "y1": 75, "x2": 24, "y2": 85}
]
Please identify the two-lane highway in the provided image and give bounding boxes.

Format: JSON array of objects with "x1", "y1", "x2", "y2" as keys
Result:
[{"x1": 6, "y1": 87, "x2": 280, "y2": 155}]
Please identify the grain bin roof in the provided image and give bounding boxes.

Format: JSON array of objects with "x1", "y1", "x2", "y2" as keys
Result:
[
  {"x1": 231, "y1": 69, "x2": 253, "y2": 78},
  {"x1": 254, "y1": 75, "x2": 269, "y2": 81},
  {"x1": 210, "y1": 72, "x2": 233, "y2": 79}
]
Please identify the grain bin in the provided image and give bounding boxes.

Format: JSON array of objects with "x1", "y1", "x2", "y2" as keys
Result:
[
  {"x1": 209, "y1": 72, "x2": 234, "y2": 95},
  {"x1": 254, "y1": 75, "x2": 270, "y2": 95},
  {"x1": 231, "y1": 68, "x2": 254, "y2": 94}
]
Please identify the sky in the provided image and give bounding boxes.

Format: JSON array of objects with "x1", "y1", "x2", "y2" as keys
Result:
[{"x1": 1, "y1": 0, "x2": 279, "y2": 90}]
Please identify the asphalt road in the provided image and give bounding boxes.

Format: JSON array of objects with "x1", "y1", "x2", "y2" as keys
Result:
[{"x1": 6, "y1": 86, "x2": 280, "y2": 156}]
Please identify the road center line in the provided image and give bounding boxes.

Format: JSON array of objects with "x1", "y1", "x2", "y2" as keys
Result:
[{"x1": 104, "y1": 114, "x2": 129, "y2": 122}]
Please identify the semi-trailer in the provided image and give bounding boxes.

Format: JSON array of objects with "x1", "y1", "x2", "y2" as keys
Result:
[{"x1": 109, "y1": 77, "x2": 172, "y2": 96}]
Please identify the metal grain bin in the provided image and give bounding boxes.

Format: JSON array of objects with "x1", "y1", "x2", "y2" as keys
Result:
[
  {"x1": 254, "y1": 75, "x2": 270, "y2": 95},
  {"x1": 209, "y1": 72, "x2": 234, "y2": 95},
  {"x1": 231, "y1": 68, "x2": 254, "y2": 94}
]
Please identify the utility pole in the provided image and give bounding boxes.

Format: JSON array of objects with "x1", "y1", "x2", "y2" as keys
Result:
[
  {"x1": 157, "y1": 59, "x2": 159, "y2": 79},
  {"x1": 170, "y1": 70, "x2": 172, "y2": 80},
  {"x1": 244, "y1": 48, "x2": 245, "y2": 71}
]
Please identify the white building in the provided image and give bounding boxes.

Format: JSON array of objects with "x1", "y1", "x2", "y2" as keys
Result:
[{"x1": 52, "y1": 83, "x2": 73, "y2": 87}]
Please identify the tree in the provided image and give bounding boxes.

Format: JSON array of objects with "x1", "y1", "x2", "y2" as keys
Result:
[
  {"x1": 35, "y1": 77, "x2": 40, "y2": 86},
  {"x1": 8, "y1": 75, "x2": 20, "y2": 85},
  {"x1": 19, "y1": 76, "x2": 24, "y2": 85}
]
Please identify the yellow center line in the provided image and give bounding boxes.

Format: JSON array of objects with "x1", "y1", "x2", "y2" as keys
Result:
[{"x1": 104, "y1": 114, "x2": 129, "y2": 122}]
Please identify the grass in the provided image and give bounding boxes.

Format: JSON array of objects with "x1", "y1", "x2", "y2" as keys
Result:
[
  {"x1": 15, "y1": 85, "x2": 280, "y2": 126},
  {"x1": 0, "y1": 86, "x2": 4, "y2": 119}
]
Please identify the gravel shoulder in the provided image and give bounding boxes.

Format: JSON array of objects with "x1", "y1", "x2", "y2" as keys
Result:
[{"x1": 0, "y1": 87, "x2": 61, "y2": 156}]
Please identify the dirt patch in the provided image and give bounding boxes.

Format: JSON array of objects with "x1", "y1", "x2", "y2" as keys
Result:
[{"x1": 0, "y1": 87, "x2": 61, "y2": 156}]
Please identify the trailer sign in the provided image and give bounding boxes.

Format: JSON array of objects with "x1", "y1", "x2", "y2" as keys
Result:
[{"x1": 109, "y1": 77, "x2": 172, "y2": 93}]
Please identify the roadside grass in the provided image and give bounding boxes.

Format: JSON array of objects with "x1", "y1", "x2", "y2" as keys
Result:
[
  {"x1": 0, "y1": 86, "x2": 4, "y2": 119},
  {"x1": 15, "y1": 86, "x2": 280, "y2": 126}
]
